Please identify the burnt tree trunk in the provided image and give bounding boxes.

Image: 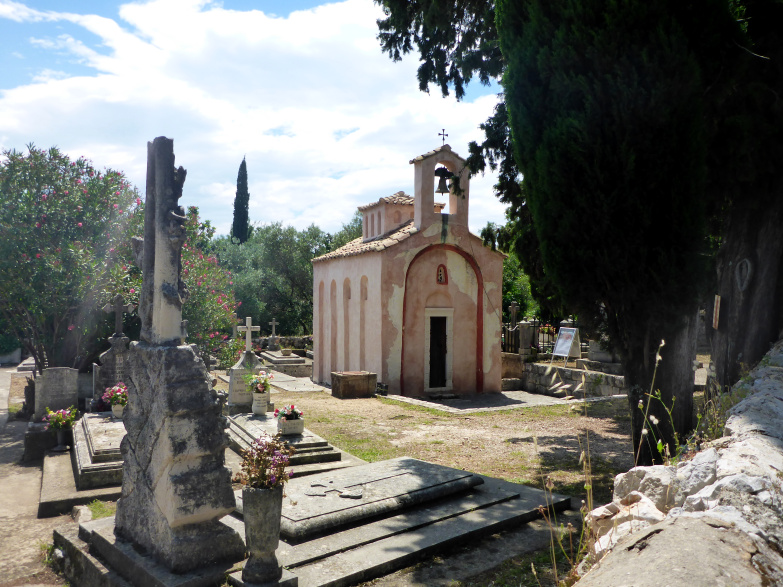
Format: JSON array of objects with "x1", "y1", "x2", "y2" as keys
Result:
[{"x1": 709, "y1": 197, "x2": 783, "y2": 389}]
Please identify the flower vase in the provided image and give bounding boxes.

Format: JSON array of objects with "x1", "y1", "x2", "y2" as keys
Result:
[
  {"x1": 252, "y1": 391, "x2": 270, "y2": 415},
  {"x1": 112, "y1": 404, "x2": 124, "y2": 419},
  {"x1": 280, "y1": 348, "x2": 292, "y2": 357},
  {"x1": 242, "y1": 485, "x2": 284, "y2": 584},
  {"x1": 277, "y1": 417, "x2": 304, "y2": 436},
  {"x1": 52, "y1": 428, "x2": 69, "y2": 452}
]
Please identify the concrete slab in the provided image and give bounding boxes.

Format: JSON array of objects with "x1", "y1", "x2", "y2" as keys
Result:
[
  {"x1": 272, "y1": 378, "x2": 326, "y2": 393},
  {"x1": 276, "y1": 457, "x2": 484, "y2": 542},
  {"x1": 72, "y1": 412, "x2": 125, "y2": 489},
  {"x1": 38, "y1": 450, "x2": 121, "y2": 517},
  {"x1": 75, "y1": 516, "x2": 243, "y2": 587},
  {"x1": 261, "y1": 351, "x2": 306, "y2": 365},
  {"x1": 16, "y1": 356, "x2": 36, "y2": 372},
  {"x1": 275, "y1": 476, "x2": 520, "y2": 568},
  {"x1": 227, "y1": 414, "x2": 360, "y2": 477},
  {"x1": 54, "y1": 467, "x2": 570, "y2": 587},
  {"x1": 226, "y1": 568, "x2": 298, "y2": 587}
]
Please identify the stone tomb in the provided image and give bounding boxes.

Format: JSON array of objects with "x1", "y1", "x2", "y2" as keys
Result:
[
  {"x1": 71, "y1": 413, "x2": 125, "y2": 489},
  {"x1": 34, "y1": 367, "x2": 79, "y2": 421},
  {"x1": 227, "y1": 413, "x2": 351, "y2": 477},
  {"x1": 278, "y1": 457, "x2": 482, "y2": 542},
  {"x1": 259, "y1": 349, "x2": 312, "y2": 378}
]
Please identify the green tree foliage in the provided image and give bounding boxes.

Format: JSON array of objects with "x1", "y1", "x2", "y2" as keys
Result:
[
  {"x1": 497, "y1": 0, "x2": 716, "y2": 463},
  {"x1": 329, "y1": 211, "x2": 363, "y2": 252},
  {"x1": 0, "y1": 145, "x2": 139, "y2": 371},
  {"x1": 375, "y1": 1, "x2": 561, "y2": 317},
  {"x1": 232, "y1": 157, "x2": 250, "y2": 244},
  {"x1": 116, "y1": 204, "x2": 240, "y2": 359},
  {"x1": 215, "y1": 222, "x2": 331, "y2": 336},
  {"x1": 376, "y1": 0, "x2": 502, "y2": 100}
]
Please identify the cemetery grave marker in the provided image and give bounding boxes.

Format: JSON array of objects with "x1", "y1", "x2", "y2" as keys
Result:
[{"x1": 114, "y1": 136, "x2": 244, "y2": 572}]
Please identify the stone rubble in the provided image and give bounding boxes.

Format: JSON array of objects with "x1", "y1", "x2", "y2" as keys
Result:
[{"x1": 579, "y1": 339, "x2": 783, "y2": 586}]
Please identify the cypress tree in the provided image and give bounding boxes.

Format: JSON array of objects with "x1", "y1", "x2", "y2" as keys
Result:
[
  {"x1": 232, "y1": 157, "x2": 250, "y2": 244},
  {"x1": 498, "y1": 0, "x2": 712, "y2": 464}
]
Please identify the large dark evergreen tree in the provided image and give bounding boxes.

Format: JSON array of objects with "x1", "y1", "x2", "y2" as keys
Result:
[
  {"x1": 232, "y1": 157, "x2": 250, "y2": 244},
  {"x1": 497, "y1": 0, "x2": 716, "y2": 464}
]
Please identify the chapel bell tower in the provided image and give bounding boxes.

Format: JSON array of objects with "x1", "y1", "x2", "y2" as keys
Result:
[{"x1": 410, "y1": 144, "x2": 470, "y2": 231}]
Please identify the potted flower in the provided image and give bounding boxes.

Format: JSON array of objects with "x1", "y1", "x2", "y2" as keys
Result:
[
  {"x1": 274, "y1": 404, "x2": 304, "y2": 436},
  {"x1": 238, "y1": 435, "x2": 295, "y2": 584},
  {"x1": 247, "y1": 371, "x2": 273, "y2": 415},
  {"x1": 43, "y1": 405, "x2": 78, "y2": 452},
  {"x1": 102, "y1": 382, "x2": 128, "y2": 419}
]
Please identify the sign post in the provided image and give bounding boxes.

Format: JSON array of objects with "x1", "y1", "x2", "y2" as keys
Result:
[{"x1": 551, "y1": 327, "x2": 581, "y2": 367}]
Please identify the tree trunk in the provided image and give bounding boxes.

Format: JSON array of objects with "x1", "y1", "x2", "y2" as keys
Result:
[
  {"x1": 709, "y1": 197, "x2": 783, "y2": 389},
  {"x1": 624, "y1": 310, "x2": 699, "y2": 466}
]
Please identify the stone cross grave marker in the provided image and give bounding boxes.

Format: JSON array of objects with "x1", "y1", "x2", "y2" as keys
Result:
[
  {"x1": 268, "y1": 317, "x2": 279, "y2": 351},
  {"x1": 103, "y1": 294, "x2": 136, "y2": 337},
  {"x1": 237, "y1": 316, "x2": 260, "y2": 352}
]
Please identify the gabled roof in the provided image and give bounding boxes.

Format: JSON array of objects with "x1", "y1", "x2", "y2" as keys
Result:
[
  {"x1": 357, "y1": 191, "x2": 413, "y2": 211},
  {"x1": 312, "y1": 220, "x2": 419, "y2": 263},
  {"x1": 408, "y1": 143, "x2": 464, "y2": 164}
]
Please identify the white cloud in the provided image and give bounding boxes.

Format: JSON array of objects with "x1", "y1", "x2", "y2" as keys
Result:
[{"x1": 0, "y1": 0, "x2": 506, "y2": 235}]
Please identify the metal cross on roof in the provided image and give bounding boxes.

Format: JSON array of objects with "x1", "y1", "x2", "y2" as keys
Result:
[
  {"x1": 439, "y1": 128, "x2": 448, "y2": 145},
  {"x1": 103, "y1": 294, "x2": 135, "y2": 337}
]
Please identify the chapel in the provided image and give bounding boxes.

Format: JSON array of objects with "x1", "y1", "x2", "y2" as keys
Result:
[{"x1": 311, "y1": 145, "x2": 504, "y2": 396}]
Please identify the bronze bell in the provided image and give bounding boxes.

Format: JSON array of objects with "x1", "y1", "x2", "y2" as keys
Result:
[{"x1": 434, "y1": 166, "x2": 453, "y2": 194}]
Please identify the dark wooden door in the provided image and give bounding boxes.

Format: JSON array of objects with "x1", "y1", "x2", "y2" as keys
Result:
[{"x1": 429, "y1": 316, "x2": 447, "y2": 388}]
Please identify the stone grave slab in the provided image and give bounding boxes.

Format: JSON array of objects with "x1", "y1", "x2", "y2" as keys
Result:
[
  {"x1": 271, "y1": 377, "x2": 326, "y2": 393},
  {"x1": 227, "y1": 414, "x2": 349, "y2": 476},
  {"x1": 16, "y1": 356, "x2": 36, "y2": 372},
  {"x1": 39, "y1": 451, "x2": 121, "y2": 517},
  {"x1": 260, "y1": 352, "x2": 313, "y2": 378},
  {"x1": 72, "y1": 413, "x2": 125, "y2": 489},
  {"x1": 260, "y1": 350, "x2": 305, "y2": 365},
  {"x1": 34, "y1": 367, "x2": 79, "y2": 421},
  {"x1": 277, "y1": 457, "x2": 484, "y2": 541}
]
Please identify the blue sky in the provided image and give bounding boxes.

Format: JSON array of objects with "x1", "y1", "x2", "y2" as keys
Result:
[{"x1": 0, "y1": 0, "x2": 504, "y2": 235}]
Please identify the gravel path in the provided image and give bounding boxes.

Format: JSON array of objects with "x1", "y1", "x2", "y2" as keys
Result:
[{"x1": 0, "y1": 368, "x2": 68, "y2": 587}]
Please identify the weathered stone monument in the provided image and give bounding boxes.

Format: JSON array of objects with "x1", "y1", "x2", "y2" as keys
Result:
[
  {"x1": 92, "y1": 294, "x2": 135, "y2": 410},
  {"x1": 33, "y1": 367, "x2": 79, "y2": 421},
  {"x1": 114, "y1": 136, "x2": 244, "y2": 571},
  {"x1": 227, "y1": 316, "x2": 262, "y2": 414}
]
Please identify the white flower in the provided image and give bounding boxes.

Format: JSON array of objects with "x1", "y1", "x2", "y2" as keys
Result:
[
  {"x1": 650, "y1": 415, "x2": 659, "y2": 426},
  {"x1": 641, "y1": 428, "x2": 649, "y2": 436}
]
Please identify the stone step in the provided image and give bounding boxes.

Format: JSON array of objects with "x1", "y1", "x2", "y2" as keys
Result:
[
  {"x1": 501, "y1": 378, "x2": 522, "y2": 391},
  {"x1": 282, "y1": 477, "x2": 570, "y2": 587},
  {"x1": 39, "y1": 451, "x2": 121, "y2": 517},
  {"x1": 277, "y1": 458, "x2": 485, "y2": 543}
]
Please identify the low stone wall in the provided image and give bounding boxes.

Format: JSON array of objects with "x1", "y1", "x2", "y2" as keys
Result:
[
  {"x1": 255, "y1": 335, "x2": 312, "y2": 350},
  {"x1": 578, "y1": 339, "x2": 783, "y2": 586},
  {"x1": 521, "y1": 362, "x2": 626, "y2": 398}
]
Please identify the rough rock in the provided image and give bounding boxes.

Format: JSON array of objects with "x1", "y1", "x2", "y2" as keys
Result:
[
  {"x1": 613, "y1": 465, "x2": 677, "y2": 512},
  {"x1": 578, "y1": 339, "x2": 783, "y2": 586},
  {"x1": 577, "y1": 515, "x2": 783, "y2": 587}
]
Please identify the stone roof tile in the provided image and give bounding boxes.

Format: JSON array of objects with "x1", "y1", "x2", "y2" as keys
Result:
[
  {"x1": 312, "y1": 220, "x2": 418, "y2": 263},
  {"x1": 357, "y1": 191, "x2": 413, "y2": 211}
]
